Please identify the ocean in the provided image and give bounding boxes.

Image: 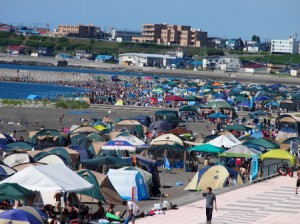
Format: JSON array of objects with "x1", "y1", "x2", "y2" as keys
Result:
[{"x1": 0, "y1": 81, "x2": 87, "y2": 99}]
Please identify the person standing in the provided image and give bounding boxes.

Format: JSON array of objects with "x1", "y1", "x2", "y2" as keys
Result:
[
  {"x1": 202, "y1": 187, "x2": 217, "y2": 224},
  {"x1": 122, "y1": 200, "x2": 140, "y2": 224}
]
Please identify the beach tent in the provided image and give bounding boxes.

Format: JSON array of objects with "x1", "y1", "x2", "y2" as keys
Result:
[
  {"x1": 68, "y1": 145, "x2": 92, "y2": 161},
  {"x1": 5, "y1": 142, "x2": 34, "y2": 152},
  {"x1": 88, "y1": 142, "x2": 107, "y2": 157},
  {"x1": 3, "y1": 152, "x2": 33, "y2": 167},
  {"x1": 12, "y1": 163, "x2": 44, "y2": 172},
  {"x1": 29, "y1": 129, "x2": 67, "y2": 149},
  {"x1": 38, "y1": 154, "x2": 69, "y2": 167},
  {"x1": 129, "y1": 115, "x2": 152, "y2": 127},
  {"x1": 115, "y1": 120, "x2": 146, "y2": 139},
  {"x1": 150, "y1": 133, "x2": 184, "y2": 146},
  {"x1": 243, "y1": 138, "x2": 280, "y2": 150},
  {"x1": 207, "y1": 135, "x2": 241, "y2": 148},
  {"x1": 81, "y1": 156, "x2": 133, "y2": 171},
  {"x1": 76, "y1": 169, "x2": 123, "y2": 204},
  {"x1": 113, "y1": 135, "x2": 146, "y2": 147},
  {"x1": 0, "y1": 183, "x2": 35, "y2": 201},
  {"x1": 0, "y1": 133, "x2": 14, "y2": 145},
  {"x1": 261, "y1": 149, "x2": 296, "y2": 167},
  {"x1": 0, "y1": 163, "x2": 93, "y2": 192},
  {"x1": 27, "y1": 94, "x2": 41, "y2": 100},
  {"x1": 154, "y1": 110, "x2": 179, "y2": 121},
  {"x1": 102, "y1": 140, "x2": 136, "y2": 153},
  {"x1": 107, "y1": 168, "x2": 150, "y2": 201},
  {"x1": 72, "y1": 126, "x2": 100, "y2": 134},
  {"x1": 0, "y1": 163, "x2": 16, "y2": 178},
  {"x1": 45, "y1": 147, "x2": 80, "y2": 168},
  {"x1": 219, "y1": 145, "x2": 262, "y2": 158},
  {"x1": 188, "y1": 144, "x2": 225, "y2": 153},
  {"x1": 276, "y1": 127, "x2": 298, "y2": 143},
  {"x1": 148, "y1": 144, "x2": 187, "y2": 161},
  {"x1": 148, "y1": 120, "x2": 173, "y2": 133},
  {"x1": 280, "y1": 100, "x2": 295, "y2": 111},
  {"x1": 275, "y1": 114, "x2": 300, "y2": 135},
  {"x1": 184, "y1": 165, "x2": 244, "y2": 191}
]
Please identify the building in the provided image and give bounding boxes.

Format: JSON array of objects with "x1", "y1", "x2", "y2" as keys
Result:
[
  {"x1": 244, "y1": 41, "x2": 269, "y2": 53},
  {"x1": 56, "y1": 24, "x2": 101, "y2": 38},
  {"x1": 75, "y1": 50, "x2": 92, "y2": 59},
  {"x1": 219, "y1": 58, "x2": 240, "y2": 72},
  {"x1": 290, "y1": 65, "x2": 300, "y2": 76},
  {"x1": 0, "y1": 23, "x2": 16, "y2": 32},
  {"x1": 202, "y1": 56, "x2": 226, "y2": 69},
  {"x1": 6, "y1": 45, "x2": 25, "y2": 55},
  {"x1": 110, "y1": 28, "x2": 141, "y2": 42},
  {"x1": 271, "y1": 37, "x2": 299, "y2": 54},
  {"x1": 132, "y1": 23, "x2": 207, "y2": 47},
  {"x1": 119, "y1": 53, "x2": 176, "y2": 67},
  {"x1": 37, "y1": 47, "x2": 53, "y2": 56},
  {"x1": 239, "y1": 64, "x2": 268, "y2": 74}
]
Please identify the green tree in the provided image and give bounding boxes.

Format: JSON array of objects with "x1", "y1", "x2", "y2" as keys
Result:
[{"x1": 252, "y1": 35, "x2": 261, "y2": 42}]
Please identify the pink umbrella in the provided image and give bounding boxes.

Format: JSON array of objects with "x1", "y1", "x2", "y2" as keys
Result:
[{"x1": 144, "y1": 76, "x2": 152, "y2": 80}]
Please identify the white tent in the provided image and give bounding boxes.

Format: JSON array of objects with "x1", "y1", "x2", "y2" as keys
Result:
[
  {"x1": 207, "y1": 135, "x2": 241, "y2": 148},
  {"x1": 150, "y1": 133, "x2": 184, "y2": 146},
  {"x1": 3, "y1": 152, "x2": 31, "y2": 167},
  {"x1": 107, "y1": 168, "x2": 149, "y2": 201},
  {"x1": 0, "y1": 163, "x2": 93, "y2": 192},
  {"x1": 38, "y1": 154, "x2": 68, "y2": 166}
]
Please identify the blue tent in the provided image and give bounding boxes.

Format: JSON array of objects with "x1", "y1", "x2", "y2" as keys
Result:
[{"x1": 27, "y1": 95, "x2": 41, "y2": 100}]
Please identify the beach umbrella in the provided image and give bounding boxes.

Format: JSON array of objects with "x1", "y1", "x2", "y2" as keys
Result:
[
  {"x1": 179, "y1": 105, "x2": 198, "y2": 112},
  {"x1": 165, "y1": 95, "x2": 185, "y2": 101},
  {"x1": 0, "y1": 183, "x2": 35, "y2": 201},
  {"x1": 0, "y1": 207, "x2": 45, "y2": 224},
  {"x1": 208, "y1": 112, "x2": 228, "y2": 119},
  {"x1": 206, "y1": 99, "x2": 232, "y2": 109},
  {"x1": 265, "y1": 101, "x2": 280, "y2": 107},
  {"x1": 255, "y1": 96, "x2": 269, "y2": 101}
]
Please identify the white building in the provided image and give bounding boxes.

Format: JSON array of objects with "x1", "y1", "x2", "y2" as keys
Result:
[
  {"x1": 118, "y1": 53, "x2": 175, "y2": 67},
  {"x1": 271, "y1": 37, "x2": 299, "y2": 54},
  {"x1": 202, "y1": 56, "x2": 225, "y2": 69},
  {"x1": 219, "y1": 58, "x2": 240, "y2": 72}
]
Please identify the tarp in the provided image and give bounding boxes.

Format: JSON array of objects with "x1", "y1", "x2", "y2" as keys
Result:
[
  {"x1": 207, "y1": 135, "x2": 241, "y2": 148},
  {"x1": 76, "y1": 169, "x2": 123, "y2": 204},
  {"x1": 107, "y1": 168, "x2": 150, "y2": 201},
  {"x1": 0, "y1": 163, "x2": 93, "y2": 192},
  {"x1": 0, "y1": 183, "x2": 35, "y2": 201},
  {"x1": 261, "y1": 149, "x2": 296, "y2": 167},
  {"x1": 184, "y1": 165, "x2": 244, "y2": 191}
]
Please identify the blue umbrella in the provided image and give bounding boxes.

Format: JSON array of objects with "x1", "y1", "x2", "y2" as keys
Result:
[
  {"x1": 0, "y1": 208, "x2": 44, "y2": 224},
  {"x1": 208, "y1": 112, "x2": 228, "y2": 119},
  {"x1": 265, "y1": 101, "x2": 279, "y2": 107},
  {"x1": 255, "y1": 96, "x2": 269, "y2": 101}
]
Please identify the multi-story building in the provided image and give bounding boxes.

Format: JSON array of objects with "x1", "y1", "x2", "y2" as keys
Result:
[
  {"x1": 132, "y1": 23, "x2": 207, "y2": 47},
  {"x1": 271, "y1": 37, "x2": 299, "y2": 54},
  {"x1": 56, "y1": 24, "x2": 101, "y2": 38}
]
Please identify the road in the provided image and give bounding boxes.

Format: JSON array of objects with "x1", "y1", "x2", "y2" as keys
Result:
[{"x1": 136, "y1": 174, "x2": 299, "y2": 224}]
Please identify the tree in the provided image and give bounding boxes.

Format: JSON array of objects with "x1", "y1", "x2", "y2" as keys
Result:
[{"x1": 252, "y1": 35, "x2": 261, "y2": 43}]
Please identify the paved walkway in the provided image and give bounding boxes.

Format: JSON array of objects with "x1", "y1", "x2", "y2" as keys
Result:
[{"x1": 136, "y1": 174, "x2": 300, "y2": 224}]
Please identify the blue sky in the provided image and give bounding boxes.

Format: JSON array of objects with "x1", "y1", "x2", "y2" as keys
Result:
[{"x1": 1, "y1": 0, "x2": 300, "y2": 40}]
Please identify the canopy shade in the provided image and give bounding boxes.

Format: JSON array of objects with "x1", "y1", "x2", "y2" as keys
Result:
[
  {"x1": 0, "y1": 164, "x2": 93, "y2": 192},
  {"x1": 224, "y1": 124, "x2": 252, "y2": 131},
  {"x1": 188, "y1": 144, "x2": 225, "y2": 153},
  {"x1": 261, "y1": 149, "x2": 296, "y2": 167}
]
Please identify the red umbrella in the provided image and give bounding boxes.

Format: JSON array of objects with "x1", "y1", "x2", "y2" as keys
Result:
[{"x1": 165, "y1": 95, "x2": 185, "y2": 101}]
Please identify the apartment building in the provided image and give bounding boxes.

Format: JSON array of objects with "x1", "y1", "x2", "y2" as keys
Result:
[
  {"x1": 56, "y1": 24, "x2": 100, "y2": 38},
  {"x1": 132, "y1": 23, "x2": 207, "y2": 47},
  {"x1": 271, "y1": 37, "x2": 299, "y2": 54}
]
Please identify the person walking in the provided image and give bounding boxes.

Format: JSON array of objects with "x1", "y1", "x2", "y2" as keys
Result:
[{"x1": 202, "y1": 187, "x2": 217, "y2": 224}]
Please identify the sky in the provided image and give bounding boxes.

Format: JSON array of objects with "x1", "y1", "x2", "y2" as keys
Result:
[{"x1": 1, "y1": 0, "x2": 300, "y2": 41}]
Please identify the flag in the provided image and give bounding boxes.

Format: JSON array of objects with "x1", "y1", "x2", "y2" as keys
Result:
[
  {"x1": 251, "y1": 154, "x2": 258, "y2": 180},
  {"x1": 164, "y1": 155, "x2": 172, "y2": 171}
]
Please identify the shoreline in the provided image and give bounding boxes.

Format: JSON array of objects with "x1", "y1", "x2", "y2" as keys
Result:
[{"x1": 1, "y1": 55, "x2": 300, "y2": 86}]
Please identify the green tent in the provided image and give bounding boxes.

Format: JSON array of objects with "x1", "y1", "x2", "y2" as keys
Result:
[
  {"x1": 243, "y1": 138, "x2": 280, "y2": 150},
  {"x1": 81, "y1": 156, "x2": 133, "y2": 167},
  {"x1": 179, "y1": 105, "x2": 198, "y2": 112},
  {"x1": 261, "y1": 149, "x2": 296, "y2": 167},
  {"x1": 5, "y1": 142, "x2": 33, "y2": 151},
  {"x1": 225, "y1": 124, "x2": 252, "y2": 131},
  {"x1": 188, "y1": 144, "x2": 225, "y2": 153},
  {"x1": 76, "y1": 169, "x2": 123, "y2": 204},
  {"x1": 0, "y1": 183, "x2": 35, "y2": 201}
]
